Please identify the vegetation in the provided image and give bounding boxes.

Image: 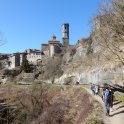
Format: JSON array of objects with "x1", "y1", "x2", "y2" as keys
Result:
[
  {"x1": 2, "y1": 68, "x2": 21, "y2": 77},
  {"x1": 0, "y1": 85, "x2": 101, "y2": 124},
  {"x1": 20, "y1": 60, "x2": 31, "y2": 73},
  {"x1": 64, "y1": 76, "x2": 74, "y2": 85},
  {"x1": 85, "y1": 118, "x2": 104, "y2": 124},
  {"x1": 92, "y1": 0, "x2": 124, "y2": 65},
  {"x1": 69, "y1": 46, "x2": 76, "y2": 56},
  {"x1": 85, "y1": 100, "x2": 104, "y2": 124},
  {"x1": 41, "y1": 55, "x2": 63, "y2": 80},
  {"x1": 115, "y1": 93, "x2": 124, "y2": 103},
  {"x1": 0, "y1": 1, "x2": 123, "y2": 124}
]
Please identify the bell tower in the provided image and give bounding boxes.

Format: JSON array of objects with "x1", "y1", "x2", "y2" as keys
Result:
[{"x1": 62, "y1": 23, "x2": 69, "y2": 47}]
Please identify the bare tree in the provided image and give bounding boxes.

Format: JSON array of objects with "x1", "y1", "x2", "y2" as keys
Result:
[
  {"x1": 92, "y1": 0, "x2": 124, "y2": 65},
  {"x1": 42, "y1": 56, "x2": 63, "y2": 80}
]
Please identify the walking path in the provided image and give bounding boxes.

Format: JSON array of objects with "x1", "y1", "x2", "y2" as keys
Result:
[{"x1": 83, "y1": 87, "x2": 124, "y2": 124}]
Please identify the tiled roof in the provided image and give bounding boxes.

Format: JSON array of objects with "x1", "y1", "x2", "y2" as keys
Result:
[{"x1": 48, "y1": 35, "x2": 60, "y2": 44}]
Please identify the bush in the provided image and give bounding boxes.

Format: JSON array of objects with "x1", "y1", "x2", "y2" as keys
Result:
[
  {"x1": 64, "y1": 77, "x2": 74, "y2": 85},
  {"x1": 42, "y1": 56, "x2": 63, "y2": 80},
  {"x1": 9, "y1": 85, "x2": 50, "y2": 124},
  {"x1": 3, "y1": 68, "x2": 21, "y2": 77}
]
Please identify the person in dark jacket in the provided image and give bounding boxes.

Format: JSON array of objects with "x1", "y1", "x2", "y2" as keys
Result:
[
  {"x1": 109, "y1": 87, "x2": 114, "y2": 111},
  {"x1": 103, "y1": 86, "x2": 111, "y2": 116}
]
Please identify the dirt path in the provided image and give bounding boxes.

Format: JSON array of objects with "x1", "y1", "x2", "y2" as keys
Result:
[{"x1": 83, "y1": 87, "x2": 124, "y2": 124}]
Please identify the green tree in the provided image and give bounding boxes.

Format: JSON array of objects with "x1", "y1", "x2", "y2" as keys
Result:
[{"x1": 21, "y1": 60, "x2": 30, "y2": 73}]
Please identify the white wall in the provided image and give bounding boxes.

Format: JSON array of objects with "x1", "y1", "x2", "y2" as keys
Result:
[
  {"x1": 50, "y1": 45, "x2": 55, "y2": 57},
  {"x1": 26, "y1": 53, "x2": 41, "y2": 64}
]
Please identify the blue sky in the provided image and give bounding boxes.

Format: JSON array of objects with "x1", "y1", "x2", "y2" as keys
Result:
[{"x1": 0, "y1": 0, "x2": 101, "y2": 53}]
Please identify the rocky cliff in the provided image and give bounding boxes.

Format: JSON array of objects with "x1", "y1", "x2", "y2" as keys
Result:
[{"x1": 44, "y1": 39, "x2": 124, "y2": 87}]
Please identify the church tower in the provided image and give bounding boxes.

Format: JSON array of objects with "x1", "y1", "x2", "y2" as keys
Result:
[{"x1": 62, "y1": 23, "x2": 69, "y2": 47}]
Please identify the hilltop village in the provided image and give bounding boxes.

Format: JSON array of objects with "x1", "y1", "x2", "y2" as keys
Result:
[
  {"x1": 0, "y1": 23, "x2": 71, "y2": 69},
  {"x1": 0, "y1": 0, "x2": 124, "y2": 124},
  {"x1": 0, "y1": 11, "x2": 124, "y2": 87}
]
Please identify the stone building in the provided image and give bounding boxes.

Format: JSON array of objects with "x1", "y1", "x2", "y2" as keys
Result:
[
  {"x1": 1, "y1": 23, "x2": 70, "y2": 69},
  {"x1": 49, "y1": 35, "x2": 62, "y2": 56},
  {"x1": 41, "y1": 35, "x2": 62, "y2": 57},
  {"x1": 25, "y1": 49, "x2": 41, "y2": 64},
  {"x1": 7, "y1": 49, "x2": 42, "y2": 69},
  {"x1": 8, "y1": 53, "x2": 26, "y2": 69},
  {"x1": 62, "y1": 23, "x2": 69, "y2": 47},
  {"x1": 41, "y1": 23, "x2": 70, "y2": 57}
]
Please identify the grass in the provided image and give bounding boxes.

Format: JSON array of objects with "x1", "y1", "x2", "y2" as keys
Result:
[
  {"x1": 81, "y1": 84, "x2": 90, "y2": 89},
  {"x1": 0, "y1": 82, "x2": 106, "y2": 124},
  {"x1": 85, "y1": 99, "x2": 104, "y2": 124},
  {"x1": 115, "y1": 93, "x2": 124, "y2": 103},
  {"x1": 80, "y1": 84, "x2": 104, "y2": 124},
  {"x1": 85, "y1": 118, "x2": 104, "y2": 124}
]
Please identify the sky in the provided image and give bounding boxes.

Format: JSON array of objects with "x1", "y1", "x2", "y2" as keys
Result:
[{"x1": 0, "y1": 0, "x2": 101, "y2": 53}]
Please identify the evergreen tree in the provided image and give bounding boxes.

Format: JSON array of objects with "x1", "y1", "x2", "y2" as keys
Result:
[{"x1": 21, "y1": 60, "x2": 30, "y2": 73}]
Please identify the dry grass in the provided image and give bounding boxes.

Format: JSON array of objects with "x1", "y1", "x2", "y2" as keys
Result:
[
  {"x1": 0, "y1": 84, "x2": 103, "y2": 124},
  {"x1": 84, "y1": 100, "x2": 104, "y2": 124},
  {"x1": 115, "y1": 93, "x2": 124, "y2": 103}
]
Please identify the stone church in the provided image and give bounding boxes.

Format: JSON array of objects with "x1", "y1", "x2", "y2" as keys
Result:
[{"x1": 41, "y1": 23, "x2": 69, "y2": 57}]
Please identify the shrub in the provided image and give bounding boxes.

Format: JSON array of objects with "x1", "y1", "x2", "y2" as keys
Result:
[
  {"x1": 3, "y1": 68, "x2": 21, "y2": 77},
  {"x1": 42, "y1": 56, "x2": 63, "y2": 80},
  {"x1": 9, "y1": 84, "x2": 50, "y2": 124},
  {"x1": 64, "y1": 77, "x2": 74, "y2": 85}
]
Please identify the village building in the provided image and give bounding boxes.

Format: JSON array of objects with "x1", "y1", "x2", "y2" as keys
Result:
[
  {"x1": 8, "y1": 53, "x2": 26, "y2": 69},
  {"x1": 41, "y1": 35, "x2": 62, "y2": 57},
  {"x1": 25, "y1": 49, "x2": 41, "y2": 64},
  {"x1": 0, "y1": 23, "x2": 70, "y2": 69}
]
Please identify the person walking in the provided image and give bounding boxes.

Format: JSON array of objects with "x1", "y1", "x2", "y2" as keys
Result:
[
  {"x1": 103, "y1": 86, "x2": 111, "y2": 116},
  {"x1": 94, "y1": 84, "x2": 99, "y2": 95},
  {"x1": 91, "y1": 83, "x2": 95, "y2": 95},
  {"x1": 109, "y1": 87, "x2": 114, "y2": 112}
]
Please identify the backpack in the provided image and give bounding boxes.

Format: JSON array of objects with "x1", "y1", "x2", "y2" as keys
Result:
[{"x1": 104, "y1": 89, "x2": 111, "y2": 102}]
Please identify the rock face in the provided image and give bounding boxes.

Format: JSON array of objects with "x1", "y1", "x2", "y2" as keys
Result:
[
  {"x1": 60, "y1": 37, "x2": 124, "y2": 86},
  {"x1": 73, "y1": 45, "x2": 87, "y2": 60},
  {"x1": 44, "y1": 39, "x2": 124, "y2": 86},
  {"x1": 54, "y1": 65, "x2": 124, "y2": 86}
]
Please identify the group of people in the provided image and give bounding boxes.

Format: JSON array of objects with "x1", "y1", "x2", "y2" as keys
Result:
[{"x1": 91, "y1": 83, "x2": 114, "y2": 116}]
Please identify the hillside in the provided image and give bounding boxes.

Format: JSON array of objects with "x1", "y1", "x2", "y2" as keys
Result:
[
  {"x1": 0, "y1": 0, "x2": 123, "y2": 124},
  {"x1": 0, "y1": 85, "x2": 103, "y2": 124}
]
